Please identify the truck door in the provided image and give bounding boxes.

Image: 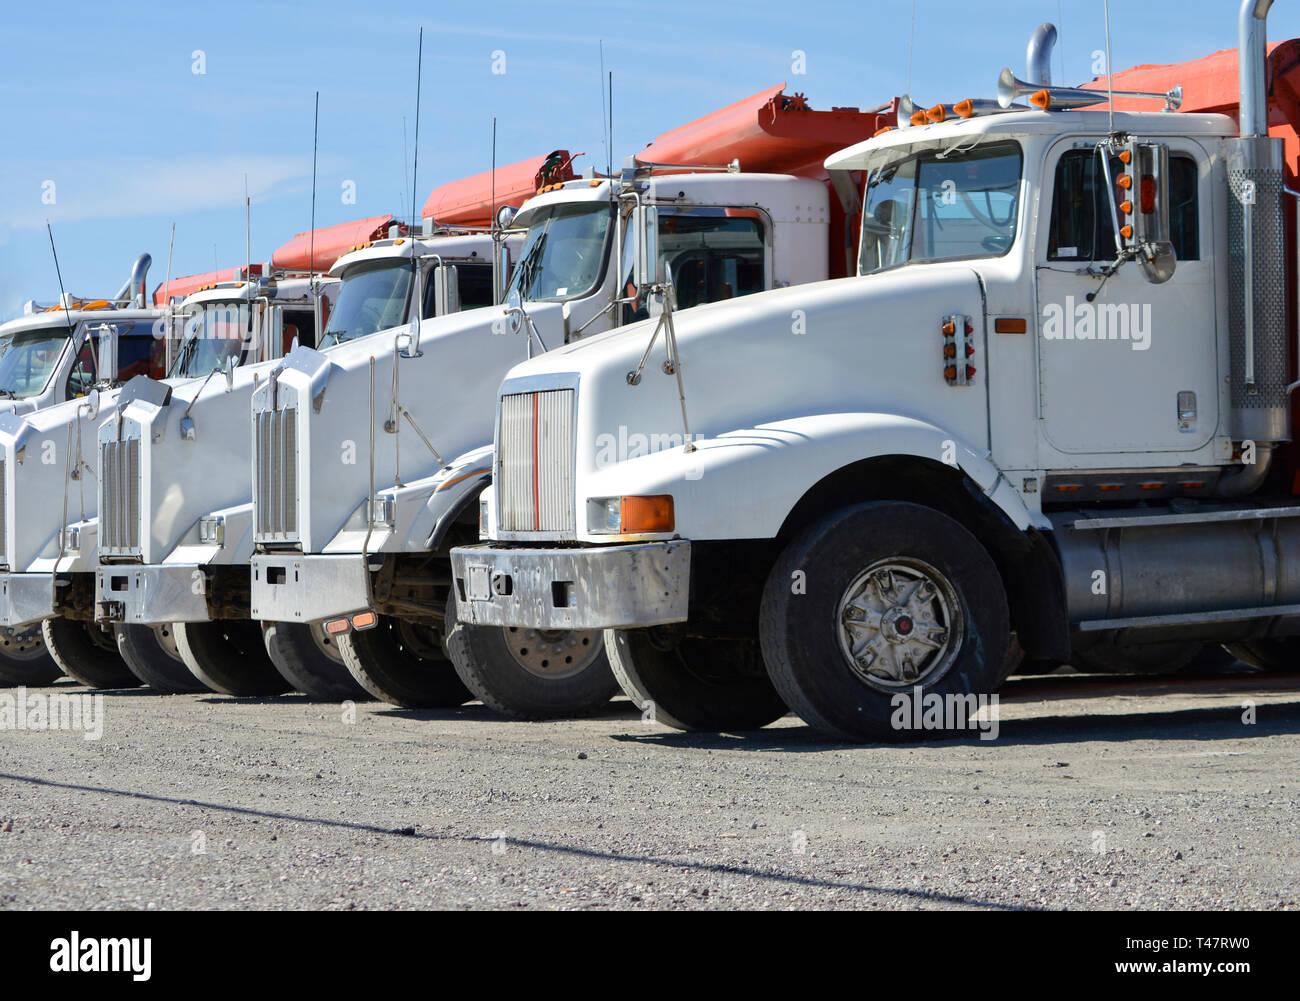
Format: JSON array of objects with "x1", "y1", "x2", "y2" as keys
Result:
[{"x1": 1035, "y1": 137, "x2": 1217, "y2": 456}]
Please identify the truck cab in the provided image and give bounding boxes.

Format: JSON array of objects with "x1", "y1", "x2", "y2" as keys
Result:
[{"x1": 451, "y1": 4, "x2": 1300, "y2": 741}]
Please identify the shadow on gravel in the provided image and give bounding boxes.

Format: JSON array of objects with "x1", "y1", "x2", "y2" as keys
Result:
[{"x1": 0, "y1": 770, "x2": 1036, "y2": 911}]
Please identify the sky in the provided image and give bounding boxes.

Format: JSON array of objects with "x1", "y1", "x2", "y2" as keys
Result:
[{"x1": 2, "y1": 0, "x2": 1297, "y2": 320}]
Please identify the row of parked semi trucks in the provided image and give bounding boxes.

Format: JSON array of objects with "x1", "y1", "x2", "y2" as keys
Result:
[{"x1": 3, "y1": 3, "x2": 1300, "y2": 741}]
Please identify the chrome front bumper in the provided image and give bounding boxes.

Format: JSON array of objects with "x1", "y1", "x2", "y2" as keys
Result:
[
  {"x1": 95, "y1": 564, "x2": 211, "y2": 624},
  {"x1": 249, "y1": 553, "x2": 372, "y2": 623},
  {"x1": 449, "y1": 540, "x2": 690, "y2": 630},
  {"x1": 0, "y1": 573, "x2": 56, "y2": 628}
]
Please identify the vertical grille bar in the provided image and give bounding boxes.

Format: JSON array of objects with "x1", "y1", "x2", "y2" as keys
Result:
[{"x1": 498, "y1": 389, "x2": 573, "y2": 533}]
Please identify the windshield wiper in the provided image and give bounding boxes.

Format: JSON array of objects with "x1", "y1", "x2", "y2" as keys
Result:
[{"x1": 518, "y1": 230, "x2": 548, "y2": 300}]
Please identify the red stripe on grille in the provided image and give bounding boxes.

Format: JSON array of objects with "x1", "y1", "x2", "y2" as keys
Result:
[{"x1": 531, "y1": 392, "x2": 540, "y2": 531}]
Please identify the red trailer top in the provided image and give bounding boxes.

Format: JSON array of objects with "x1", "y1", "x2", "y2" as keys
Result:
[
  {"x1": 271, "y1": 215, "x2": 409, "y2": 273},
  {"x1": 422, "y1": 151, "x2": 579, "y2": 226},
  {"x1": 635, "y1": 83, "x2": 894, "y2": 180},
  {"x1": 152, "y1": 264, "x2": 263, "y2": 306}
]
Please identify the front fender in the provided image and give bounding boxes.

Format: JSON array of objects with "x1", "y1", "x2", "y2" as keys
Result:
[{"x1": 579, "y1": 412, "x2": 1038, "y2": 542}]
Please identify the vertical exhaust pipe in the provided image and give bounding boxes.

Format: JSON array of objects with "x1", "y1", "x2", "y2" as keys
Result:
[
  {"x1": 112, "y1": 253, "x2": 152, "y2": 307},
  {"x1": 1239, "y1": 0, "x2": 1274, "y2": 137},
  {"x1": 1026, "y1": 22, "x2": 1058, "y2": 87}
]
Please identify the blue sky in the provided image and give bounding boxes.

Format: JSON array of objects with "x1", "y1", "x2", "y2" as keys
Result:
[{"x1": 2, "y1": 0, "x2": 1296, "y2": 319}]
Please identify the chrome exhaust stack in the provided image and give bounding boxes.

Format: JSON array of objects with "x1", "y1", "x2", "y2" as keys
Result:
[
  {"x1": 1223, "y1": 0, "x2": 1289, "y2": 448},
  {"x1": 113, "y1": 253, "x2": 152, "y2": 308},
  {"x1": 1025, "y1": 22, "x2": 1057, "y2": 87}
]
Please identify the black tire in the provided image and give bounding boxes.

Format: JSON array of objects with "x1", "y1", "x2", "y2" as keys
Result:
[
  {"x1": 445, "y1": 592, "x2": 616, "y2": 719},
  {"x1": 760, "y1": 501, "x2": 1009, "y2": 742},
  {"x1": 1071, "y1": 640, "x2": 1230, "y2": 676},
  {"x1": 41, "y1": 616, "x2": 141, "y2": 690},
  {"x1": 174, "y1": 619, "x2": 290, "y2": 697},
  {"x1": 1222, "y1": 637, "x2": 1300, "y2": 673},
  {"x1": 336, "y1": 614, "x2": 471, "y2": 708},
  {"x1": 115, "y1": 623, "x2": 210, "y2": 693},
  {"x1": 0, "y1": 624, "x2": 62, "y2": 686},
  {"x1": 605, "y1": 628, "x2": 787, "y2": 732},
  {"x1": 263, "y1": 621, "x2": 369, "y2": 701}
]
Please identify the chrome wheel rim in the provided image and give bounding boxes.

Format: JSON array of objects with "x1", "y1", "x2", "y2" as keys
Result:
[
  {"x1": 153, "y1": 624, "x2": 182, "y2": 662},
  {"x1": 309, "y1": 623, "x2": 344, "y2": 664},
  {"x1": 503, "y1": 627, "x2": 601, "y2": 680},
  {"x1": 0, "y1": 625, "x2": 47, "y2": 662},
  {"x1": 836, "y1": 558, "x2": 964, "y2": 690}
]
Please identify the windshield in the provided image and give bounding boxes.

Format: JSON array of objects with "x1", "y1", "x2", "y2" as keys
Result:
[
  {"x1": 167, "y1": 303, "x2": 251, "y2": 380},
  {"x1": 318, "y1": 260, "x2": 413, "y2": 348},
  {"x1": 507, "y1": 203, "x2": 612, "y2": 302},
  {"x1": 0, "y1": 326, "x2": 72, "y2": 398},
  {"x1": 859, "y1": 141, "x2": 1023, "y2": 275}
]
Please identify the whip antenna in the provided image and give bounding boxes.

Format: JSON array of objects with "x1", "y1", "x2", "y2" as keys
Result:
[{"x1": 310, "y1": 91, "x2": 319, "y2": 287}]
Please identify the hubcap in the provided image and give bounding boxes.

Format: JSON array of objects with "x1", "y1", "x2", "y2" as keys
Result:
[
  {"x1": 309, "y1": 623, "x2": 344, "y2": 664},
  {"x1": 0, "y1": 625, "x2": 47, "y2": 662},
  {"x1": 503, "y1": 627, "x2": 601, "y2": 680},
  {"x1": 836, "y1": 558, "x2": 964, "y2": 689},
  {"x1": 153, "y1": 624, "x2": 182, "y2": 662}
]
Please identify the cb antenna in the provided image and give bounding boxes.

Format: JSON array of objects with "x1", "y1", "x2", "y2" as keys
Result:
[
  {"x1": 46, "y1": 221, "x2": 95, "y2": 382},
  {"x1": 310, "y1": 91, "x2": 319, "y2": 289},
  {"x1": 245, "y1": 173, "x2": 251, "y2": 280},
  {"x1": 410, "y1": 27, "x2": 424, "y2": 237},
  {"x1": 600, "y1": 40, "x2": 610, "y2": 178}
]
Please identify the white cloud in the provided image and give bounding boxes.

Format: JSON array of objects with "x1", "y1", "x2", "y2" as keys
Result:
[{"x1": 5, "y1": 154, "x2": 314, "y2": 231}]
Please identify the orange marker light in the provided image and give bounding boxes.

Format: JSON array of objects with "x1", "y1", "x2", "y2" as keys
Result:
[
  {"x1": 927, "y1": 104, "x2": 947, "y2": 123},
  {"x1": 351, "y1": 611, "x2": 377, "y2": 630},
  {"x1": 954, "y1": 99, "x2": 975, "y2": 118},
  {"x1": 1118, "y1": 150, "x2": 1132, "y2": 164},
  {"x1": 1031, "y1": 89, "x2": 1052, "y2": 110},
  {"x1": 1120, "y1": 200, "x2": 1133, "y2": 214},
  {"x1": 910, "y1": 111, "x2": 930, "y2": 126},
  {"x1": 324, "y1": 618, "x2": 350, "y2": 635},
  {"x1": 1120, "y1": 225, "x2": 1134, "y2": 239},
  {"x1": 620, "y1": 495, "x2": 675, "y2": 534},
  {"x1": 941, "y1": 321, "x2": 956, "y2": 336},
  {"x1": 1117, "y1": 174, "x2": 1133, "y2": 190},
  {"x1": 994, "y1": 317, "x2": 1027, "y2": 334}
]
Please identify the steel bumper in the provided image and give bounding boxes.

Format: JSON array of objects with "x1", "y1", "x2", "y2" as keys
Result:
[
  {"x1": 449, "y1": 540, "x2": 690, "y2": 630},
  {"x1": 0, "y1": 573, "x2": 56, "y2": 628},
  {"x1": 95, "y1": 564, "x2": 211, "y2": 624},
  {"x1": 249, "y1": 553, "x2": 371, "y2": 623}
]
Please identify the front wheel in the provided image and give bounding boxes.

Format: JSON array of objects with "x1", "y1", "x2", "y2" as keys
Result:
[
  {"x1": 174, "y1": 619, "x2": 290, "y2": 697},
  {"x1": 760, "y1": 501, "x2": 1009, "y2": 742},
  {"x1": 42, "y1": 617, "x2": 141, "y2": 690},
  {"x1": 263, "y1": 621, "x2": 369, "y2": 701},
  {"x1": 336, "y1": 614, "x2": 471, "y2": 708},
  {"x1": 116, "y1": 623, "x2": 210, "y2": 693},
  {"x1": 445, "y1": 593, "x2": 616, "y2": 719},
  {"x1": 0, "y1": 624, "x2": 62, "y2": 686},
  {"x1": 605, "y1": 628, "x2": 787, "y2": 732}
]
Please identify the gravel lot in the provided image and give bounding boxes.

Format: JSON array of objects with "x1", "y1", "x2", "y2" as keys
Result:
[{"x1": 0, "y1": 665, "x2": 1297, "y2": 910}]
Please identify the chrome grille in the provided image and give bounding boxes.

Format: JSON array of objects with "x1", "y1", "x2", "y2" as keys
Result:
[
  {"x1": 100, "y1": 438, "x2": 141, "y2": 555},
  {"x1": 498, "y1": 389, "x2": 574, "y2": 533},
  {"x1": 255, "y1": 406, "x2": 299, "y2": 541}
]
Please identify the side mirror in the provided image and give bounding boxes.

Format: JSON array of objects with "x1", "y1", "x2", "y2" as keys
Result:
[
  {"x1": 1132, "y1": 142, "x2": 1177, "y2": 285},
  {"x1": 84, "y1": 388, "x2": 100, "y2": 421},
  {"x1": 224, "y1": 354, "x2": 237, "y2": 391},
  {"x1": 95, "y1": 324, "x2": 118, "y2": 385},
  {"x1": 434, "y1": 264, "x2": 459, "y2": 317},
  {"x1": 495, "y1": 205, "x2": 517, "y2": 230},
  {"x1": 631, "y1": 204, "x2": 661, "y2": 289}
]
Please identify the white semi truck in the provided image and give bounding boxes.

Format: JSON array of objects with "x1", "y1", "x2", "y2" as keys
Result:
[
  {"x1": 0, "y1": 253, "x2": 170, "y2": 686},
  {"x1": 451, "y1": 3, "x2": 1300, "y2": 741},
  {"x1": 246, "y1": 91, "x2": 891, "y2": 715},
  {"x1": 92, "y1": 228, "x2": 506, "y2": 697},
  {"x1": 0, "y1": 265, "x2": 321, "y2": 691}
]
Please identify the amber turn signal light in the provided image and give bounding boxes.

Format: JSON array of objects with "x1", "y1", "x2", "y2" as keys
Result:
[
  {"x1": 954, "y1": 99, "x2": 975, "y2": 118},
  {"x1": 620, "y1": 495, "x2": 675, "y2": 534}
]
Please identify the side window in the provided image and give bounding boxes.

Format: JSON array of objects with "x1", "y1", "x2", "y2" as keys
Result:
[
  {"x1": 658, "y1": 215, "x2": 765, "y2": 311},
  {"x1": 1048, "y1": 148, "x2": 1199, "y2": 262},
  {"x1": 282, "y1": 309, "x2": 315, "y2": 352},
  {"x1": 65, "y1": 335, "x2": 96, "y2": 398},
  {"x1": 456, "y1": 265, "x2": 495, "y2": 310}
]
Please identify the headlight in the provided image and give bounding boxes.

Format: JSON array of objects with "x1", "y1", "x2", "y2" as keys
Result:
[{"x1": 587, "y1": 495, "x2": 674, "y2": 535}]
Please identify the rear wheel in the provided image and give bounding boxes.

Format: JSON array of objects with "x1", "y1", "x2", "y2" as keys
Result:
[
  {"x1": 445, "y1": 593, "x2": 616, "y2": 719},
  {"x1": 42, "y1": 617, "x2": 141, "y2": 690},
  {"x1": 1222, "y1": 637, "x2": 1300, "y2": 673},
  {"x1": 0, "y1": 624, "x2": 62, "y2": 686},
  {"x1": 337, "y1": 614, "x2": 471, "y2": 708},
  {"x1": 175, "y1": 619, "x2": 290, "y2": 697},
  {"x1": 760, "y1": 501, "x2": 1008, "y2": 742},
  {"x1": 263, "y1": 621, "x2": 369, "y2": 701},
  {"x1": 605, "y1": 628, "x2": 787, "y2": 732},
  {"x1": 115, "y1": 623, "x2": 209, "y2": 693}
]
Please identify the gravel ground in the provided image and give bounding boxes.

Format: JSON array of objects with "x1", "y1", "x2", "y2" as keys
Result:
[{"x1": 0, "y1": 665, "x2": 1297, "y2": 910}]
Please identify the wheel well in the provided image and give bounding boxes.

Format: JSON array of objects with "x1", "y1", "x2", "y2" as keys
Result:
[{"x1": 774, "y1": 455, "x2": 1070, "y2": 661}]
